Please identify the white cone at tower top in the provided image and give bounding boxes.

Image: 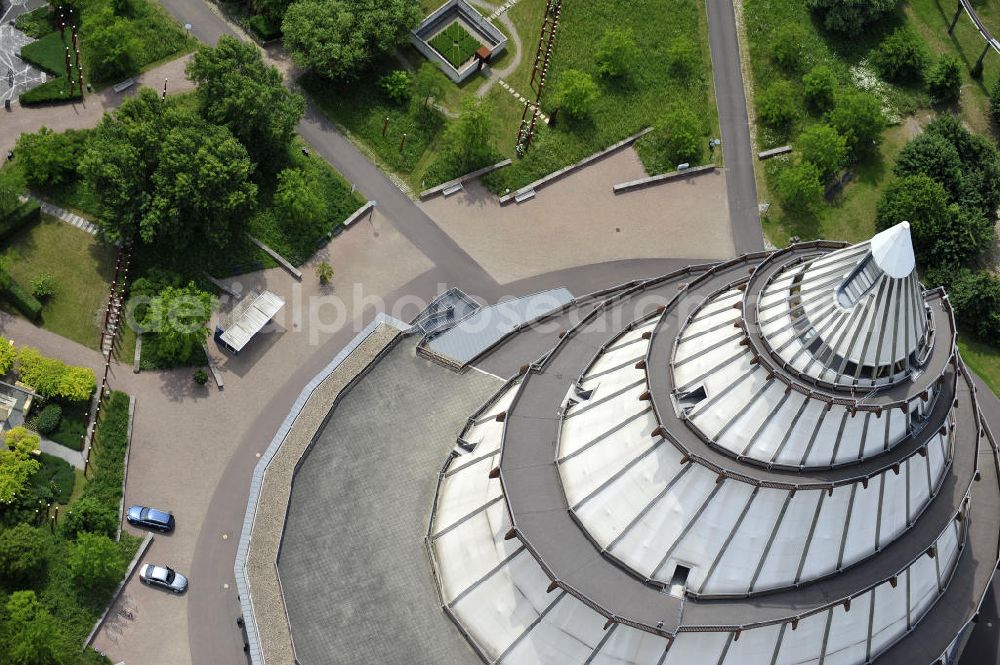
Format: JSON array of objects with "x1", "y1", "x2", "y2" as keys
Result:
[{"x1": 870, "y1": 221, "x2": 916, "y2": 278}]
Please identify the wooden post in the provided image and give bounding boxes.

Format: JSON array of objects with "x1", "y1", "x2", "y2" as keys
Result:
[
  {"x1": 399, "y1": 133, "x2": 407, "y2": 152},
  {"x1": 382, "y1": 116, "x2": 389, "y2": 137}
]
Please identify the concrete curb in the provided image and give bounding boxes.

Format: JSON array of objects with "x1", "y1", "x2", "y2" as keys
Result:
[
  {"x1": 342, "y1": 200, "x2": 376, "y2": 228},
  {"x1": 132, "y1": 336, "x2": 142, "y2": 374},
  {"x1": 418, "y1": 159, "x2": 512, "y2": 200},
  {"x1": 613, "y1": 165, "x2": 718, "y2": 194},
  {"x1": 498, "y1": 127, "x2": 653, "y2": 205},
  {"x1": 246, "y1": 235, "x2": 303, "y2": 281},
  {"x1": 758, "y1": 145, "x2": 792, "y2": 160},
  {"x1": 82, "y1": 531, "x2": 154, "y2": 650},
  {"x1": 115, "y1": 395, "x2": 137, "y2": 542}
]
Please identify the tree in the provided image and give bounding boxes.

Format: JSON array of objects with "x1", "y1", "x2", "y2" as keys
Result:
[
  {"x1": 893, "y1": 132, "x2": 962, "y2": 201},
  {"x1": 282, "y1": 0, "x2": 421, "y2": 80},
  {"x1": 0, "y1": 427, "x2": 40, "y2": 505},
  {"x1": 826, "y1": 90, "x2": 885, "y2": 158},
  {"x1": 875, "y1": 174, "x2": 952, "y2": 266},
  {"x1": 274, "y1": 167, "x2": 328, "y2": 235},
  {"x1": 0, "y1": 339, "x2": 15, "y2": 375},
  {"x1": 413, "y1": 62, "x2": 445, "y2": 107},
  {"x1": 379, "y1": 70, "x2": 412, "y2": 105},
  {"x1": 667, "y1": 36, "x2": 698, "y2": 80},
  {"x1": 923, "y1": 114, "x2": 1000, "y2": 219},
  {"x1": 926, "y1": 55, "x2": 962, "y2": 104},
  {"x1": 796, "y1": 124, "x2": 847, "y2": 182},
  {"x1": 0, "y1": 168, "x2": 26, "y2": 218},
  {"x1": 68, "y1": 532, "x2": 124, "y2": 593},
  {"x1": 802, "y1": 65, "x2": 837, "y2": 112},
  {"x1": 872, "y1": 26, "x2": 928, "y2": 83},
  {"x1": 186, "y1": 36, "x2": 305, "y2": 168},
  {"x1": 316, "y1": 262, "x2": 334, "y2": 285},
  {"x1": 553, "y1": 69, "x2": 599, "y2": 121},
  {"x1": 770, "y1": 24, "x2": 809, "y2": 71},
  {"x1": 806, "y1": 0, "x2": 898, "y2": 35},
  {"x1": 442, "y1": 97, "x2": 498, "y2": 172},
  {"x1": 0, "y1": 524, "x2": 48, "y2": 583},
  {"x1": 16, "y1": 347, "x2": 96, "y2": 402},
  {"x1": 60, "y1": 496, "x2": 118, "y2": 539},
  {"x1": 654, "y1": 105, "x2": 704, "y2": 167},
  {"x1": 14, "y1": 128, "x2": 88, "y2": 189},
  {"x1": 756, "y1": 80, "x2": 798, "y2": 128},
  {"x1": 949, "y1": 269, "x2": 1000, "y2": 345},
  {"x1": 252, "y1": 0, "x2": 292, "y2": 23},
  {"x1": 140, "y1": 283, "x2": 215, "y2": 366},
  {"x1": 1, "y1": 591, "x2": 69, "y2": 665},
  {"x1": 596, "y1": 27, "x2": 639, "y2": 79},
  {"x1": 83, "y1": 5, "x2": 138, "y2": 82},
  {"x1": 776, "y1": 162, "x2": 824, "y2": 215}
]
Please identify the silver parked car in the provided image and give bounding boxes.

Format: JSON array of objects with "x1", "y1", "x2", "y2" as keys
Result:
[{"x1": 139, "y1": 564, "x2": 188, "y2": 594}]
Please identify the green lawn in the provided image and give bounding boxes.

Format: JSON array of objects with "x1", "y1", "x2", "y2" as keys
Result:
[
  {"x1": 19, "y1": 31, "x2": 71, "y2": 76},
  {"x1": 959, "y1": 337, "x2": 1000, "y2": 398},
  {"x1": 429, "y1": 21, "x2": 482, "y2": 68},
  {"x1": 1, "y1": 215, "x2": 117, "y2": 350}
]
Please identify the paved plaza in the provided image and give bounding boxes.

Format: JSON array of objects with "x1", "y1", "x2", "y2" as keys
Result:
[
  {"x1": 0, "y1": 0, "x2": 47, "y2": 102},
  {"x1": 277, "y1": 337, "x2": 500, "y2": 665}
]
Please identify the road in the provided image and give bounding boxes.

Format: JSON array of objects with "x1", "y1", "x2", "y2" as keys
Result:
[{"x1": 705, "y1": 0, "x2": 764, "y2": 254}]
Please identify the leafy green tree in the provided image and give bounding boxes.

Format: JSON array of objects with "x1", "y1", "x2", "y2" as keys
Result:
[
  {"x1": 876, "y1": 174, "x2": 952, "y2": 266},
  {"x1": 796, "y1": 124, "x2": 847, "y2": 182},
  {"x1": 949, "y1": 269, "x2": 1000, "y2": 345},
  {"x1": 379, "y1": 70, "x2": 412, "y2": 105},
  {"x1": 252, "y1": 0, "x2": 292, "y2": 23},
  {"x1": 756, "y1": 80, "x2": 798, "y2": 128},
  {"x1": 282, "y1": 0, "x2": 421, "y2": 80},
  {"x1": 16, "y1": 347, "x2": 96, "y2": 402},
  {"x1": 274, "y1": 167, "x2": 328, "y2": 234},
  {"x1": 1, "y1": 590, "x2": 69, "y2": 665},
  {"x1": 553, "y1": 69, "x2": 599, "y2": 121},
  {"x1": 872, "y1": 26, "x2": 928, "y2": 83},
  {"x1": 667, "y1": 36, "x2": 699, "y2": 80},
  {"x1": 5, "y1": 427, "x2": 40, "y2": 454},
  {"x1": 442, "y1": 97, "x2": 498, "y2": 172},
  {"x1": 802, "y1": 65, "x2": 837, "y2": 112},
  {"x1": 68, "y1": 532, "x2": 124, "y2": 593},
  {"x1": 926, "y1": 55, "x2": 962, "y2": 103},
  {"x1": 776, "y1": 162, "x2": 824, "y2": 215},
  {"x1": 893, "y1": 132, "x2": 962, "y2": 201},
  {"x1": 186, "y1": 36, "x2": 305, "y2": 169},
  {"x1": 770, "y1": 24, "x2": 809, "y2": 71},
  {"x1": 0, "y1": 168, "x2": 26, "y2": 218},
  {"x1": 140, "y1": 283, "x2": 215, "y2": 366},
  {"x1": 0, "y1": 427, "x2": 40, "y2": 505},
  {"x1": 0, "y1": 524, "x2": 48, "y2": 583},
  {"x1": 84, "y1": 5, "x2": 138, "y2": 82},
  {"x1": 413, "y1": 62, "x2": 445, "y2": 107},
  {"x1": 60, "y1": 496, "x2": 118, "y2": 538},
  {"x1": 596, "y1": 27, "x2": 639, "y2": 79},
  {"x1": 826, "y1": 90, "x2": 885, "y2": 158},
  {"x1": 0, "y1": 339, "x2": 15, "y2": 374},
  {"x1": 806, "y1": 0, "x2": 898, "y2": 35},
  {"x1": 654, "y1": 105, "x2": 704, "y2": 167},
  {"x1": 14, "y1": 128, "x2": 88, "y2": 188},
  {"x1": 923, "y1": 114, "x2": 1000, "y2": 219}
]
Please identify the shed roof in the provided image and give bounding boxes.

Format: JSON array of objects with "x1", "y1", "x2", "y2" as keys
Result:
[{"x1": 219, "y1": 290, "x2": 285, "y2": 352}]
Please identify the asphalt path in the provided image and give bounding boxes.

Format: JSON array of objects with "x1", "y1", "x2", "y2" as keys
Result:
[{"x1": 705, "y1": 0, "x2": 764, "y2": 254}]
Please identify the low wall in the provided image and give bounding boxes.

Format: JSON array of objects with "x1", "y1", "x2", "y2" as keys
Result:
[
  {"x1": 613, "y1": 165, "x2": 717, "y2": 194},
  {"x1": 418, "y1": 159, "x2": 511, "y2": 200}
]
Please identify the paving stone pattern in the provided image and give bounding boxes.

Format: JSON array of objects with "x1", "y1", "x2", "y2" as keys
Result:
[
  {"x1": 277, "y1": 336, "x2": 501, "y2": 665},
  {"x1": 34, "y1": 197, "x2": 98, "y2": 234}
]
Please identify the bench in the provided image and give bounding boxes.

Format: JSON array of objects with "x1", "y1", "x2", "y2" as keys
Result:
[
  {"x1": 442, "y1": 182, "x2": 464, "y2": 197},
  {"x1": 112, "y1": 78, "x2": 136, "y2": 94},
  {"x1": 514, "y1": 189, "x2": 536, "y2": 204}
]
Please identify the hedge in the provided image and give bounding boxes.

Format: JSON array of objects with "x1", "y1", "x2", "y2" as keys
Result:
[
  {"x1": 81, "y1": 391, "x2": 129, "y2": 507},
  {"x1": 19, "y1": 78, "x2": 83, "y2": 106},
  {"x1": 16, "y1": 346, "x2": 96, "y2": 401},
  {"x1": 4, "y1": 279, "x2": 43, "y2": 321},
  {"x1": 0, "y1": 201, "x2": 41, "y2": 243}
]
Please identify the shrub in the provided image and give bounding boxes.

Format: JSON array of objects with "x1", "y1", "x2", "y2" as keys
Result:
[
  {"x1": 61, "y1": 496, "x2": 119, "y2": 539},
  {"x1": 553, "y1": 69, "x2": 599, "y2": 121},
  {"x1": 827, "y1": 90, "x2": 885, "y2": 158},
  {"x1": 807, "y1": 0, "x2": 897, "y2": 35},
  {"x1": 776, "y1": 162, "x2": 824, "y2": 215},
  {"x1": 926, "y1": 55, "x2": 962, "y2": 104},
  {"x1": 893, "y1": 132, "x2": 962, "y2": 201},
  {"x1": 193, "y1": 369, "x2": 208, "y2": 385},
  {"x1": 379, "y1": 70, "x2": 412, "y2": 105},
  {"x1": 872, "y1": 26, "x2": 928, "y2": 83},
  {"x1": 15, "y1": 7, "x2": 53, "y2": 39},
  {"x1": 0, "y1": 339, "x2": 15, "y2": 374},
  {"x1": 248, "y1": 14, "x2": 281, "y2": 41},
  {"x1": 14, "y1": 128, "x2": 88, "y2": 188},
  {"x1": 803, "y1": 65, "x2": 837, "y2": 112},
  {"x1": 4, "y1": 280, "x2": 43, "y2": 321},
  {"x1": 32, "y1": 404, "x2": 62, "y2": 435},
  {"x1": 29, "y1": 452, "x2": 75, "y2": 504},
  {"x1": 79, "y1": 391, "x2": 129, "y2": 507},
  {"x1": 756, "y1": 81, "x2": 798, "y2": 129},
  {"x1": 770, "y1": 24, "x2": 809, "y2": 71},
  {"x1": 653, "y1": 105, "x2": 705, "y2": 167},
  {"x1": 923, "y1": 114, "x2": 1000, "y2": 219},
  {"x1": 30, "y1": 273, "x2": 58, "y2": 300},
  {"x1": 0, "y1": 524, "x2": 49, "y2": 583},
  {"x1": 0, "y1": 163, "x2": 26, "y2": 220},
  {"x1": 19, "y1": 77, "x2": 84, "y2": 105},
  {"x1": 596, "y1": 27, "x2": 639, "y2": 79},
  {"x1": 16, "y1": 346, "x2": 96, "y2": 402},
  {"x1": 667, "y1": 36, "x2": 699, "y2": 80},
  {"x1": 949, "y1": 269, "x2": 1000, "y2": 345},
  {"x1": 69, "y1": 532, "x2": 124, "y2": 593},
  {"x1": 0, "y1": 201, "x2": 41, "y2": 244},
  {"x1": 796, "y1": 124, "x2": 847, "y2": 182},
  {"x1": 316, "y1": 261, "x2": 334, "y2": 285}
]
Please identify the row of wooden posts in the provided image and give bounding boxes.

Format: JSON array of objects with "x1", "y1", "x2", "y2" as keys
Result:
[
  {"x1": 381, "y1": 116, "x2": 409, "y2": 152},
  {"x1": 57, "y1": 7, "x2": 85, "y2": 96}
]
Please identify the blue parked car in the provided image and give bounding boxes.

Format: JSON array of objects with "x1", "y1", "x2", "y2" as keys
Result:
[{"x1": 126, "y1": 505, "x2": 175, "y2": 533}]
